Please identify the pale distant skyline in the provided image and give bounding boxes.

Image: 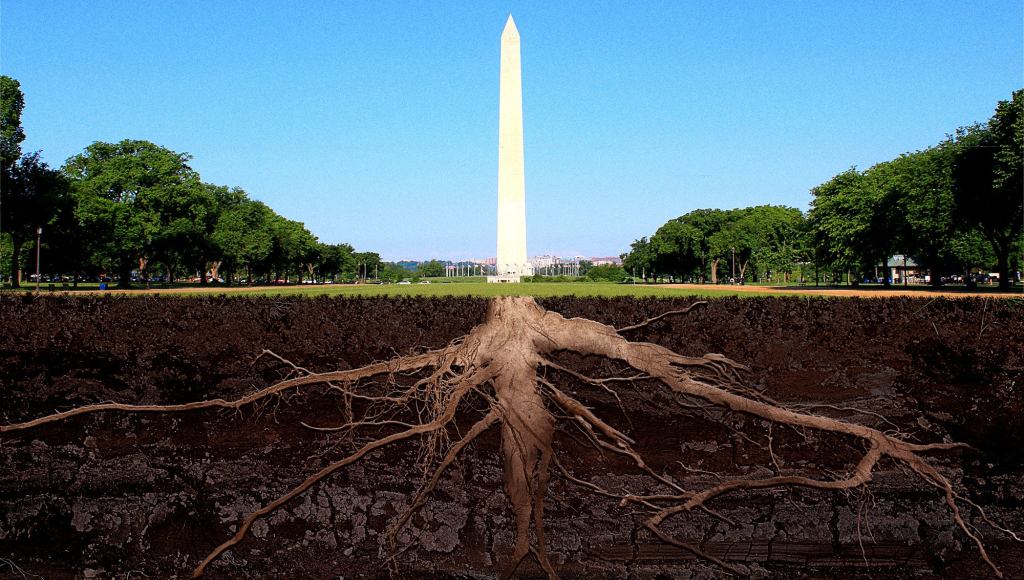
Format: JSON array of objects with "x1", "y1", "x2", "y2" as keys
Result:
[{"x1": 2, "y1": 1, "x2": 1021, "y2": 261}]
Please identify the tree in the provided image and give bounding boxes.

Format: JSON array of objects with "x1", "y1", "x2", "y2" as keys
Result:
[
  {"x1": 622, "y1": 237, "x2": 654, "y2": 281},
  {"x1": 953, "y1": 91, "x2": 1024, "y2": 289},
  {"x1": 1, "y1": 153, "x2": 69, "y2": 286},
  {"x1": 353, "y1": 252, "x2": 382, "y2": 280},
  {"x1": 706, "y1": 208, "x2": 757, "y2": 282},
  {"x1": 1, "y1": 76, "x2": 42, "y2": 287},
  {"x1": 650, "y1": 219, "x2": 704, "y2": 281},
  {"x1": 416, "y1": 260, "x2": 445, "y2": 278},
  {"x1": 584, "y1": 264, "x2": 626, "y2": 282},
  {"x1": 201, "y1": 183, "x2": 251, "y2": 282},
  {"x1": 808, "y1": 168, "x2": 896, "y2": 283},
  {"x1": 317, "y1": 243, "x2": 357, "y2": 282},
  {"x1": 262, "y1": 216, "x2": 317, "y2": 282},
  {"x1": 734, "y1": 206, "x2": 805, "y2": 283},
  {"x1": 63, "y1": 140, "x2": 205, "y2": 288},
  {"x1": 676, "y1": 209, "x2": 732, "y2": 282},
  {"x1": 0, "y1": 76, "x2": 26, "y2": 172},
  {"x1": 874, "y1": 143, "x2": 964, "y2": 287},
  {"x1": 212, "y1": 199, "x2": 274, "y2": 284},
  {"x1": 148, "y1": 180, "x2": 217, "y2": 283},
  {"x1": 379, "y1": 262, "x2": 411, "y2": 283}
]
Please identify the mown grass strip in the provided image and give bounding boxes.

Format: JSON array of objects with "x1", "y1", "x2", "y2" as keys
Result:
[{"x1": 187, "y1": 282, "x2": 743, "y2": 298}]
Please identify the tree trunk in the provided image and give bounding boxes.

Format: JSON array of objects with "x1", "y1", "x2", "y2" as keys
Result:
[
  {"x1": 117, "y1": 259, "x2": 133, "y2": 289},
  {"x1": 710, "y1": 258, "x2": 719, "y2": 284},
  {"x1": 930, "y1": 266, "x2": 943, "y2": 288},
  {"x1": 9, "y1": 238, "x2": 22, "y2": 288},
  {"x1": 996, "y1": 248, "x2": 1011, "y2": 290}
]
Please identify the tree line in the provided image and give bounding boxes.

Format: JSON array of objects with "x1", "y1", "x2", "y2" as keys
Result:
[
  {"x1": 1, "y1": 76, "x2": 381, "y2": 288},
  {"x1": 622, "y1": 205, "x2": 806, "y2": 284},
  {"x1": 623, "y1": 90, "x2": 1022, "y2": 290}
]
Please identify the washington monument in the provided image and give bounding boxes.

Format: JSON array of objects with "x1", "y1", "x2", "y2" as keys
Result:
[{"x1": 491, "y1": 15, "x2": 533, "y2": 282}]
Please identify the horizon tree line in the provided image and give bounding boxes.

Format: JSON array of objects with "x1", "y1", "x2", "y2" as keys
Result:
[
  {"x1": 623, "y1": 90, "x2": 1022, "y2": 290},
  {"x1": 1, "y1": 76, "x2": 381, "y2": 289}
]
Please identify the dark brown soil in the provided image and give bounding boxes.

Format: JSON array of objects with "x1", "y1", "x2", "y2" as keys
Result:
[{"x1": 1, "y1": 294, "x2": 1022, "y2": 579}]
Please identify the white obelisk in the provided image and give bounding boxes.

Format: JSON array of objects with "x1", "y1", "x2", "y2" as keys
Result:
[{"x1": 492, "y1": 14, "x2": 532, "y2": 282}]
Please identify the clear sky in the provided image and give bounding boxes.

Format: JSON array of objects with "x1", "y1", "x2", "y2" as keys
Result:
[{"x1": 2, "y1": 1, "x2": 1021, "y2": 261}]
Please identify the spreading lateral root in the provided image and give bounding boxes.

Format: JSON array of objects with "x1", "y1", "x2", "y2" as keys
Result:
[{"x1": 2, "y1": 296, "x2": 1019, "y2": 579}]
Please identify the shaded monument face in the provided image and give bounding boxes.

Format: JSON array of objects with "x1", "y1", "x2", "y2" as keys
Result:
[{"x1": 492, "y1": 15, "x2": 532, "y2": 282}]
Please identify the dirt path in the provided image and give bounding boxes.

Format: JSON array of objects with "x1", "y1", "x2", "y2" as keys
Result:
[{"x1": 656, "y1": 283, "x2": 1023, "y2": 299}]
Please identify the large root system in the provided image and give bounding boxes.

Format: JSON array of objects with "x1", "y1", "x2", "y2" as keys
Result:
[{"x1": 2, "y1": 297, "x2": 1018, "y2": 577}]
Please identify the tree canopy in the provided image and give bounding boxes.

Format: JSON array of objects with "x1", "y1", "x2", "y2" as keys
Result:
[
  {"x1": 952, "y1": 90, "x2": 1023, "y2": 289},
  {"x1": 624, "y1": 206, "x2": 808, "y2": 284}
]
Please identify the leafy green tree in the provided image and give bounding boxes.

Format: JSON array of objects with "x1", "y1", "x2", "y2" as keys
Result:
[
  {"x1": 205, "y1": 183, "x2": 249, "y2": 211},
  {"x1": 875, "y1": 143, "x2": 964, "y2": 287},
  {"x1": 63, "y1": 140, "x2": 205, "y2": 288},
  {"x1": 212, "y1": 198, "x2": 274, "y2": 284},
  {"x1": 738, "y1": 206, "x2": 805, "y2": 283},
  {"x1": 629, "y1": 207, "x2": 805, "y2": 284},
  {"x1": 647, "y1": 209, "x2": 738, "y2": 282},
  {"x1": 953, "y1": 90, "x2": 1024, "y2": 289},
  {"x1": 1, "y1": 76, "x2": 56, "y2": 288},
  {"x1": 0, "y1": 235, "x2": 11, "y2": 280},
  {"x1": 622, "y1": 237, "x2": 654, "y2": 281},
  {"x1": 1, "y1": 153, "x2": 70, "y2": 286},
  {"x1": 148, "y1": 180, "x2": 217, "y2": 283},
  {"x1": 379, "y1": 262, "x2": 410, "y2": 283},
  {"x1": 317, "y1": 242, "x2": 356, "y2": 282},
  {"x1": 650, "y1": 219, "x2": 705, "y2": 281},
  {"x1": 585, "y1": 264, "x2": 626, "y2": 282},
  {"x1": 261, "y1": 216, "x2": 317, "y2": 282},
  {"x1": 0, "y1": 76, "x2": 26, "y2": 172},
  {"x1": 678, "y1": 209, "x2": 732, "y2": 282},
  {"x1": 353, "y1": 252, "x2": 382, "y2": 280},
  {"x1": 808, "y1": 168, "x2": 896, "y2": 283},
  {"x1": 416, "y1": 260, "x2": 445, "y2": 278},
  {"x1": 706, "y1": 209, "x2": 754, "y2": 282}
]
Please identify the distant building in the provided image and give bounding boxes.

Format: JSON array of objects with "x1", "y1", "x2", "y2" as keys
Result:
[
  {"x1": 886, "y1": 255, "x2": 923, "y2": 283},
  {"x1": 590, "y1": 256, "x2": 622, "y2": 266}
]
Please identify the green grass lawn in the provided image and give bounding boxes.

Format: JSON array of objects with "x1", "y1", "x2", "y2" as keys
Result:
[
  {"x1": 6, "y1": 280, "x2": 740, "y2": 298},
  {"x1": 200, "y1": 282, "x2": 744, "y2": 298},
  {"x1": 8, "y1": 279, "x2": 1020, "y2": 298}
]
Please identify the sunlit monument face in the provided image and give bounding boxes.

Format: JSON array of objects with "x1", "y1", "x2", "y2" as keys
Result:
[{"x1": 492, "y1": 15, "x2": 532, "y2": 282}]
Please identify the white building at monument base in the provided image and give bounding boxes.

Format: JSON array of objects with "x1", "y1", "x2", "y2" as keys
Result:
[{"x1": 488, "y1": 274, "x2": 523, "y2": 283}]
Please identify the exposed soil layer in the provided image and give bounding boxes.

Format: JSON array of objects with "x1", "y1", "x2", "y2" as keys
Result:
[{"x1": 1, "y1": 294, "x2": 1022, "y2": 579}]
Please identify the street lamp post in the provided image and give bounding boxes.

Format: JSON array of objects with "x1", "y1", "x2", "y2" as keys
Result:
[
  {"x1": 731, "y1": 247, "x2": 736, "y2": 284},
  {"x1": 35, "y1": 226, "x2": 43, "y2": 292}
]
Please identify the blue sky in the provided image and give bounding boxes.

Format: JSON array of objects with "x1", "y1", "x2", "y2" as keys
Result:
[{"x1": 2, "y1": 1, "x2": 1021, "y2": 261}]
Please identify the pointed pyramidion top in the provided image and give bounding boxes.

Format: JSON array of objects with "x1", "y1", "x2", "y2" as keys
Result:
[{"x1": 502, "y1": 14, "x2": 519, "y2": 41}]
